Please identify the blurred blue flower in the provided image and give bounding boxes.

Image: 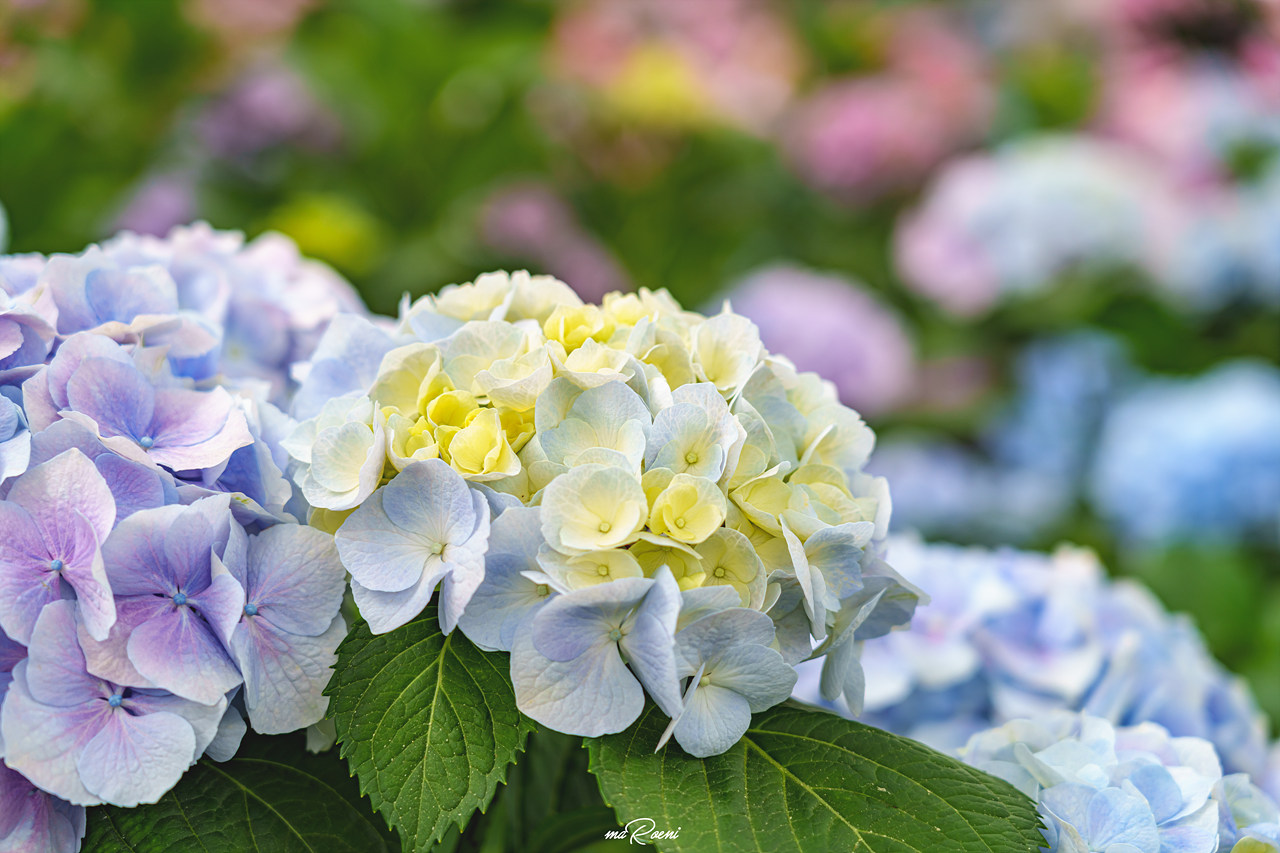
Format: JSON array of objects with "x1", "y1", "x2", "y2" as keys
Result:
[
  {"x1": 1090, "y1": 361, "x2": 1280, "y2": 546},
  {"x1": 870, "y1": 332, "x2": 1130, "y2": 544}
]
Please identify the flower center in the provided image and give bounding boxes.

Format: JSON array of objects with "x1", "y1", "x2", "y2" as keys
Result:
[
  {"x1": 597, "y1": 521, "x2": 612, "y2": 534},
  {"x1": 698, "y1": 674, "x2": 711, "y2": 688},
  {"x1": 429, "y1": 541, "x2": 445, "y2": 556},
  {"x1": 713, "y1": 567, "x2": 726, "y2": 578},
  {"x1": 48, "y1": 558, "x2": 64, "y2": 572},
  {"x1": 684, "y1": 451, "x2": 699, "y2": 465},
  {"x1": 674, "y1": 517, "x2": 686, "y2": 529},
  {"x1": 243, "y1": 603, "x2": 258, "y2": 616},
  {"x1": 107, "y1": 693, "x2": 124, "y2": 708},
  {"x1": 172, "y1": 592, "x2": 188, "y2": 607},
  {"x1": 596, "y1": 564, "x2": 610, "y2": 577},
  {"x1": 607, "y1": 628, "x2": 623, "y2": 643},
  {"x1": 138, "y1": 436, "x2": 155, "y2": 449},
  {"x1": 535, "y1": 584, "x2": 549, "y2": 597}
]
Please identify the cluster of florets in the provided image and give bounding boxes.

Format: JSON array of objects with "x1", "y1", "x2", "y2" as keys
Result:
[
  {"x1": 0, "y1": 225, "x2": 360, "y2": 852},
  {"x1": 287, "y1": 270, "x2": 920, "y2": 757},
  {"x1": 795, "y1": 537, "x2": 1275, "y2": 791},
  {"x1": 964, "y1": 711, "x2": 1280, "y2": 853}
]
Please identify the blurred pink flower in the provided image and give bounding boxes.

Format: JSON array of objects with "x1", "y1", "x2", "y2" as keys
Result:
[
  {"x1": 549, "y1": 0, "x2": 804, "y2": 134},
  {"x1": 1093, "y1": 2, "x2": 1280, "y2": 189},
  {"x1": 481, "y1": 182, "x2": 630, "y2": 304},
  {"x1": 783, "y1": 11, "x2": 993, "y2": 203},
  {"x1": 184, "y1": 0, "x2": 317, "y2": 40},
  {"x1": 725, "y1": 264, "x2": 916, "y2": 416}
]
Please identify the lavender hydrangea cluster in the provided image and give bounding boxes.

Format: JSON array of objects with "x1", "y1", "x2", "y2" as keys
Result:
[
  {"x1": 963, "y1": 711, "x2": 1280, "y2": 853},
  {"x1": 794, "y1": 536, "x2": 1276, "y2": 792},
  {"x1": 0, "y1": 224, "x2": 363, "y2": 852},
  {"x1": 286, "y1": 270, "x2": 921, "y2": 758},
  {"x1": 722, "y1": 265, "x2": 917, "y2": 417}
]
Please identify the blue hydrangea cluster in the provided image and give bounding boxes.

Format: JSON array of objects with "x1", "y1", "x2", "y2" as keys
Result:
[
  {"x1": 874, "y1": 334, "x2": 1280, "y2": 551},
  {"x1": 285, "y1": 271, "x2": 921, "y2": 759},
  {"x1": 963, "y1": 711, "x2": 1280, "y2": 853},
  {"x1": 1090, "y1": 362, "x2": 1280, "y2": 546},
  {"x1": 871, "y1": 332, "x2": 1130, "y2": 545},
  {"x1": 0, "y1": 224, "x2": 363, "y2": 852},
  {"x1": 793, "y1": 536, "x2": 1277, "y2": 792}
]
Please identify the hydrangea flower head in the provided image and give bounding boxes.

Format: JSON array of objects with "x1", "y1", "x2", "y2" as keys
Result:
[
  {"x1": 0, "y1": 222, "x2": 359, "y2": 841},
  {"x1": 799, "y1": 536, "x2": 1273, "y2": 783},
  {"x1": 964, "y1": 712, "x2": 1229, "y2": 853},
  {"x1": 290, "y1": 270, "x2": 917, "y2": 756}
]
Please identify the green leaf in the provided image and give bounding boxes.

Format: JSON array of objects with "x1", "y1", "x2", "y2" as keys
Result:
[
  {"x1": 326, "y1": 605, "x2": 536, "y2": 852},
  {"x1": 587, "y1": 702, "x2": 1046, "y2": 853},
  {"x1": 82, "y1": 731, "x2": 397, "y2": 852}
]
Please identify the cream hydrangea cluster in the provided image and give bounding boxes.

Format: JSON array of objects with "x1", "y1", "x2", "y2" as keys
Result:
[{"x1": 286, "y1": 271, "x2": 919, "y2": 756}]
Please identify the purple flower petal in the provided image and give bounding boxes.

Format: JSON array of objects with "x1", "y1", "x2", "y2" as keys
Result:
[
  {"x1": 147, "y1": 386, "x2": 252, "y2": 472},
  {"x1": 0, "y1": 661, "x2": 103, "y2": 806},
  {"x1": 240, "y1": 524, "x2": 345, "y2": 638},
  {"x1": 0, "y1": 763, "x2": 85, "y2": 853},
  {"x1": 101, "y1": 504, "x2": 189, "y2": 596},
  {"x1": 20, "y1": 600, "x2": 100, "y2": 709},
  {"x1": 65, "y1": 357, "x2": 155, "y2": 442},
  {"x1": 0, "y1": 501, "x2": 63, "y2": 645},
  {"x1": 75, "y1": 708, "x2": 196, "y2": 807},
  {"x1": 77, "y1": 597, "x2": 165, "y2": 690},
  {"x1": 6, "y1": 448, "x2": 116, "y2": 559},
  {"x1": 195, "y1": 567, "x2": 248, "y2": 649},
  {"x1": 126, "y1": 607, "x2": 243, "y2": 706}
]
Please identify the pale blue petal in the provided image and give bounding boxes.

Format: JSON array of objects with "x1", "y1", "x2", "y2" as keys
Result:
[
  {"x1": 530, "y1": 577, "x2": 652, "y2": 662},
  {"x1": 621, "y1": 568, "x2": 682, "y2": 718},
  {"x1": 510, "y1": 627, "x2": 643, "y2": 737},
  {"x1": 232, "y1": 614, "x2": 345, "y2": 734},
  {"x1": 706, "y1": 644, "x2": 796, "y2": 713},
  {"x1": 243, "y1": 524, "x2": 346, "y2": 638},
  {"x1": 672, "y1": 684, "x2": 752, "y2": 758},
  {"x1": 204, "y1": 703, "x2": 247, "y2": 762},
  {"x1": 458, "y1": 507, "x2": 552, "y2": 652},
  {"x1": 76, "y1": 709, "x2": 195, "y2": 807},
  {"x1": 351, "y1": 567, "x2": 450, "y2": 635}
]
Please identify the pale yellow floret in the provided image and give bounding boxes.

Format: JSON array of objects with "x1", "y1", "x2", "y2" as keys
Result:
[
  {"x1": 648, "y1": 473, "x2": 727, "y2": 545},
  {"x1": 426, "y1": 390, "x2": 481, "y2": 430},
  {"x1": 630, "y1": 538, "x2": 706, "y2": 590},
  {"x1": 543, "y1": 304, "x2": 615, "y2": 353},
  {"x1": 545, "y1": 548, "x2": 645, "y2": 590},
  {"x1": 694, "y1": 528, "x2": 766, "y2": 608},
  {"x1": 370, "y1": 344, "x2": 451, "y2": 416},
  {"x1": 729, "y1": 473, "x2": 793, "y2": 535},
  {"x1": 446, "y1": 407, "x2": 522, "y2": 481}
]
